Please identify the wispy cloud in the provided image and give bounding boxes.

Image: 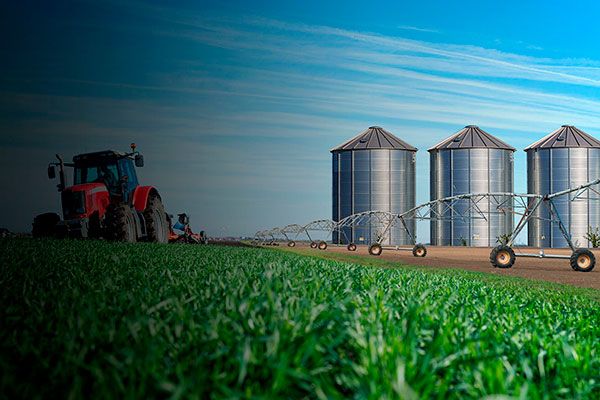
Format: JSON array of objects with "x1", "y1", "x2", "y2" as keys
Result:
[
  {"x1": 397, "y1": 25, "x2": 439, "y2": 34},
  {"x1": 526, "y1": 44, "x2": 544, "y2": 51}
]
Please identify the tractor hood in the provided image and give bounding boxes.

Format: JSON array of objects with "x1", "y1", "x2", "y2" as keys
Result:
[
  {"x1": 62, "y1": 183, "x2": 110, "y2": 219},
  {"x1": 65, "y1": 182, "x2": 109, "y2": 195}
]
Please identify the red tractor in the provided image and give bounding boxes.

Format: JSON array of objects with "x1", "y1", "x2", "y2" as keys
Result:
[{"x1": 32, "y1": 144, "x2": 169, "y2": 243}]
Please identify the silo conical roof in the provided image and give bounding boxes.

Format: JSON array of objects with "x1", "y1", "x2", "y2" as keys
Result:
[
  {"x1": 524, "y1": 125, "x2": 600, "y2": 150},
  {"x1": 331, "y1": 126, "x2": 417, "y2": 152},
  {"x1": 428, "y1": 125, "x2": 515, "y2": 152}
]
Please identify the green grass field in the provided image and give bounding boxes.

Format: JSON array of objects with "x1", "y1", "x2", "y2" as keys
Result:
[{"x1": 0, "y1": 238, "x2": 599, "y2": 399}]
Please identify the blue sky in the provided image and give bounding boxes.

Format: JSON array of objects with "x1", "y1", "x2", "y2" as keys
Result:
[{"x1": 2, "y1": 1, "x2": 600, "y2": 241}]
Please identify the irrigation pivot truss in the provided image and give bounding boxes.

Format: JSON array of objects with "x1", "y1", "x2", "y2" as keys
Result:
[
  {"x1": 253, "y1": 229, "x2": 274, "y2": 245},
  {"x1": 254, "y1": 178, "x2": 600, "y2": 272}
]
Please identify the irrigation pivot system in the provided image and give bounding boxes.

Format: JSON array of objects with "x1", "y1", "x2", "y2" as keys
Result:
[{"x1": 255, "y1": 178, "x2": 600, "y2": 272}]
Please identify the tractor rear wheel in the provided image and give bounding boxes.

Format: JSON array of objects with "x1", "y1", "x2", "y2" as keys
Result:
[
  {"x1": 368, "y1": 243, "x2": 382, "y2": 256},
  {"x1": 288, "y1": 241, "x2": 296, "y2": 247},
  {"x1": 32, "y1": 213, "x2": 60, "y2": 238},
  {"x1": 347, "y1": 243, "x2": 357, "y2": 251},
  {"x1": 570, "y1": 249, "x2": 595, "y2": 272},
  {"x1": 144, "y1": 194, "x2": 168, "y2": 243},
  {"x1": 318, "y1": 241, "x2": 328, "y2": 250},
  {"x1": 104, "y1": 203, "x2": 137, "y2": 242},
  {"x1": 412, "y1": 244, "x2": 427, "y2": 257},
  {"x1": 490, "y1": 245, "x2": 515, "y2": 268}
]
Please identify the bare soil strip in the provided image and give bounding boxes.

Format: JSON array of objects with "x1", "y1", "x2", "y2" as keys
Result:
[{"x1": 279, "y1": 243, "x2": 600, "y2": 290}]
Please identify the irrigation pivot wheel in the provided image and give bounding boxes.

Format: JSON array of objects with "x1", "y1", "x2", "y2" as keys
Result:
[
  {"x1": 490, "y1": 245, "x2": 516, "y2": 269},
  {"x1": 570, "y1": 248, "x2": 596, "y2": 272},
  {"x1": 310, "y1": 242, "x2": 318, "y2": 249},
  {"x1": 368, "y1": 243, "x2": 382, "y2": 256},
  {"x1": 318, "y1": 241, "x2": 328, "y2": 250},
  {"x1": 347, "y1": 243, "x2": 357, "y2": 252},
  {"x1": 287, "y1": 241, "x2": 296, "y2": 247},
  {"x1": 412, "y1": 244, "x2": 427, "y2": 257}
]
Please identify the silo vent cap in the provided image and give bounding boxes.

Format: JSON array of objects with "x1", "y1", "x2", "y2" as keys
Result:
[
  {"x1": 368, "y1": 126, "x2": 382, "y2": 129},
  {"x1": 561, "y1": 124, "x2": 573, "y2": 127},
  {"x1": 465, "y1": 125, "x2": 478, "y2": 128}
]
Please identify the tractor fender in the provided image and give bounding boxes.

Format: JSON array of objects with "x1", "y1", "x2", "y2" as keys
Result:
[{"x1": 132, "y1": 186, "x2": 160, "y2": 212}]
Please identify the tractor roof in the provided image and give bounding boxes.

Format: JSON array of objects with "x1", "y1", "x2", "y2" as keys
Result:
[{"x1": 73, "y1": 150, "x2": 128, "y2": 163}]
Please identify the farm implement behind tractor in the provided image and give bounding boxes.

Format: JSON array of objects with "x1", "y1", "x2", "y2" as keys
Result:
[
  {"x1": 167, "y1": 213, "x2": 208, "y2": 244},
  {"x1": 33, "y1": 144, "x2": 169, "y2": 243}
]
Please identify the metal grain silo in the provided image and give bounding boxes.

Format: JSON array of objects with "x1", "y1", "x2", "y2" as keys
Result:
[
  {"x1": 429, "y1": 125, "x2": 515, "y2": 246},
  {"x1": 526, "y1": 125, "x2": 600, "y2": 248},
  {"x1": 332, "y1": 126, "x2": 416, "y2": 245}
]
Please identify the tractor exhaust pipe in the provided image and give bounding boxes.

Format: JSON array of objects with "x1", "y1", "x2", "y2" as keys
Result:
[{"x1": 55, "y1": 154, "x2": 66, "y2": 192}]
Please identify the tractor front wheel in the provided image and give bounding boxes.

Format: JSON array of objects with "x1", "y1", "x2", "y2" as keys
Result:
[
  {"x1": 105, "y1": 203, "x2": 137, "y2": 242},
  {"x1": 288, "y1": 241, "x2": 296, "y2": 247},
  {"x1": 32, "y1": 213, "x2": 60, "y2": 238},
  {"x1": 347, "y1": 243, "x2": 357, "y2": 252},
  {"x1": 144, "y1": 194, "x2": 169, "y2": 243},
  {"x1": 310, "y1": 242, "x2": 318, "y2": 249},
  {"x1": 570, "y1": 249, "x2": 595, "y2": 272}
]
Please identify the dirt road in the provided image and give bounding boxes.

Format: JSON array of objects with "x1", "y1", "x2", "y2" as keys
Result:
[{"x1": 282, "y1": 243, "x2": 600, "y2": 290}]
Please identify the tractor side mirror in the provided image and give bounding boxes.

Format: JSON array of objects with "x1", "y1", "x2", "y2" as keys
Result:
[
  {"x1": 47, "y1": 165, "x2": 56, "y2": 179},
  {"x1": 135, "y1": 154, "x2": 144, "y2": 167}
]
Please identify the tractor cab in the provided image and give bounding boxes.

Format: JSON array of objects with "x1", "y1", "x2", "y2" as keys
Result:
[
  {"x1": 71, "y1": 150, "x2": 143, "y2": 201},
  {"x1": 48, "y1": 144, "x2": 144, "y2": 202}
]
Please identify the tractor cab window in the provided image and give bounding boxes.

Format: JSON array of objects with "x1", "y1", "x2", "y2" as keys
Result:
[
  {"x1": 75, "y1": 167, "x2": 99, "y2": 183},
  {"x1": 118, "y1": 158, "x2": 139, "y2": 201},
  {"x1": 118, "y1": 158, "x2": 139, "y2": 188},
  {"x1": 74, "y1": 162, "x2": 119, "y2": 193}
]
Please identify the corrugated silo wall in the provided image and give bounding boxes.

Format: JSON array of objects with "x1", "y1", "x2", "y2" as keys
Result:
[
  {"x1": 527, "y1": 148, "x2": 600, "y2": 248},
  {"x1": 430, "y1": 148, "x2": 513, "y2": 246},
  {"x1": 332, "y1": 149, "x2": 415, "y2": 245}
]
